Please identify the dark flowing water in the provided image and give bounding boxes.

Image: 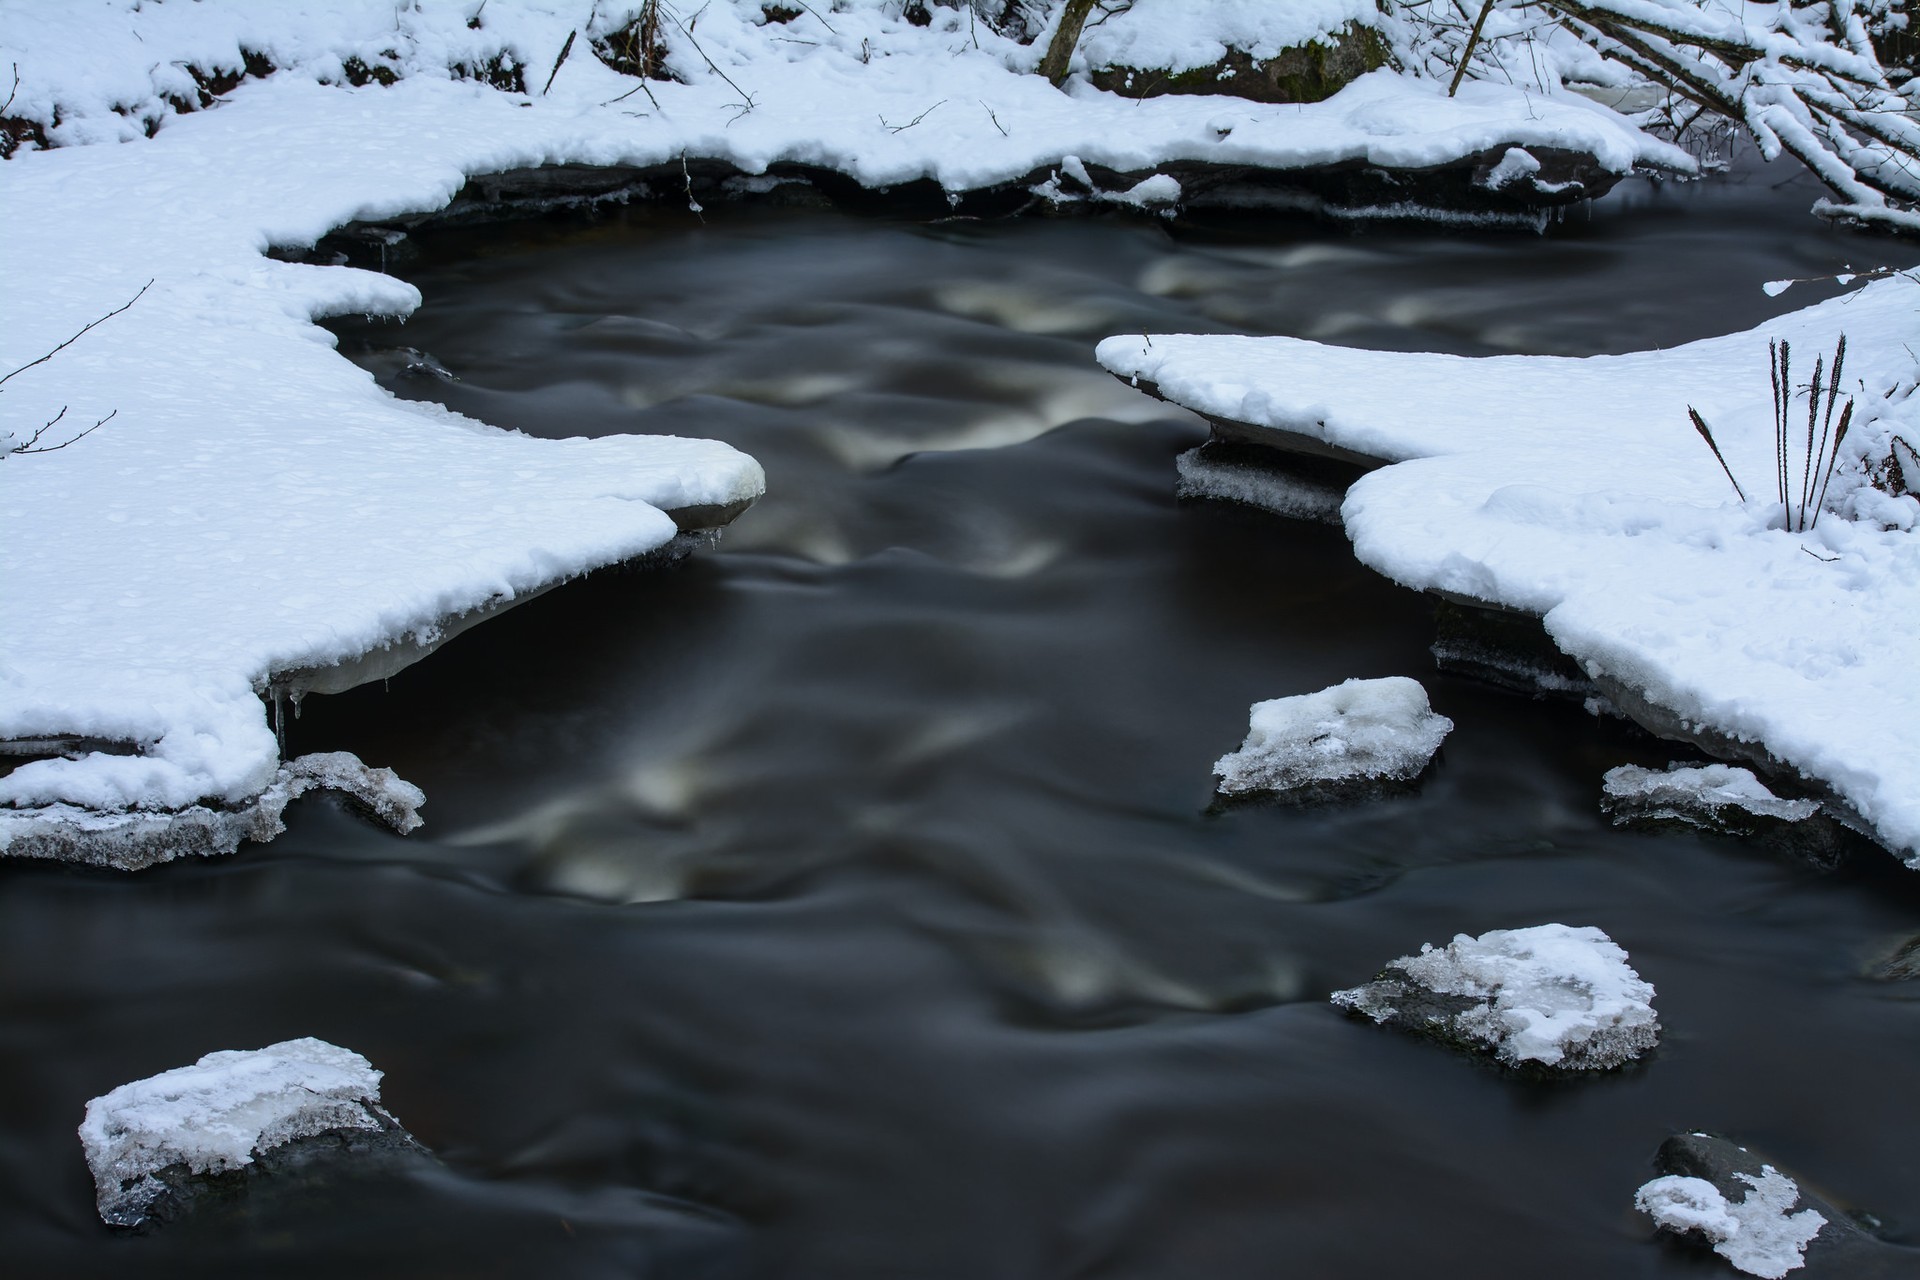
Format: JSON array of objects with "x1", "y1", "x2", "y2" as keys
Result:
[{"x1": 7, "y1": 161, "x2": 1920, "y2": 1279}]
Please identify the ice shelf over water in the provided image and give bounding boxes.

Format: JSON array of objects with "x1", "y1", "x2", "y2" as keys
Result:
[
  {"x1": 1099, "y1": 274, "x2": 1920, "y2": 864},
  {"x1": 79, "y1": 1038, "x2": 394, "y2": 1228},
  {"x1": 1637, "y1": 1169, "x2": 1825, "y2": 1278},
  {"x1": 1332, "y1": 923, "x2": 1660, "y2": 1070},
  {"x1": 1213, "y1": 676, "x2": 1451, "y2": 800}
]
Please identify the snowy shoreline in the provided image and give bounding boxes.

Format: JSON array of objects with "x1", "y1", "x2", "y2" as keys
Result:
[
  {"x1": 0, "y1": 0, "x2": 1688, "y2": 865},
  {"x1": 1098, "y1": 278, "x2": 1920, "y2": 864}
]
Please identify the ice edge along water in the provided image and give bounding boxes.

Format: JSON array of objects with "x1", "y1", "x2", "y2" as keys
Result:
[
  {"x1": 0, "y1": 0, "x2": 1686, "y2": 861},
  {"x1": 1097, "y1": 277, "x2": 1920, "y2": 865}
]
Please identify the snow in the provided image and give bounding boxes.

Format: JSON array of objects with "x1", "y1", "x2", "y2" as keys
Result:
[
  {"x1": 1604, "y1": 763, "x2": 1821, "y2": 827},
  {"x1": 1213, "y1": 676, "x2": 1451, "y2": 799},
  {"x1": 1332, "y1": 923, "x2": 1661, "y2": 1070},
  {"x1": 1637, "y1": 1168, "x2": 1826, "y2": 1278},
  {"x1": 0, "y1": 1, "x2": 1686, "y2": 844},
  {"x1": 1097, "y1": 272, "x2": 1920, "y2": 863},
  {"x1": 79, "y1": 1038, "x2": 391, "y2": 1228},
  {"x1": 1075, "y1": 0, "x2": 1380, "y2": 76}
]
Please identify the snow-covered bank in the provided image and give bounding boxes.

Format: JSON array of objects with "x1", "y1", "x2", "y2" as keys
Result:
[
  {"x1": 0, "y1": 1, "x2": 1689, "y2": 859},
  {"x1": 1097, "y1": 275, "x2": 1920, "y2": 863}
]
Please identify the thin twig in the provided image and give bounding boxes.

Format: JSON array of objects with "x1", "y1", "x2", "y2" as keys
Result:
[
  {"x1": 880, "y1": 99, "x2": 945, "y2": 133},
  {"x1": 8, "y1": 407, "x2": 116, "y2": 457},
  {"x1": 0, "y1": 280, "x2": 153, "y2": 392},
  {"x1": 980, "y1": 100, "x2": 1007, "y2": 137}
]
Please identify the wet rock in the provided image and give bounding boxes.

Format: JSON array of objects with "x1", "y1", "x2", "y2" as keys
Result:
[
  {"x1": 1213, "y1": 676, "x2": 1451, "y2": 805},
  {"x1": 1638, "y1": 1133, "x2": 1912, "y2": 1276},
  {"x1": 1332, "y1": 924, "x2": 1659, "y2": 1072},
  {"x1": 80, "y1": 1038, "x2": 424, "y2": 1229},
  {"x1": 1091, "y1": 22, "x2": 1388, "y2": 105}
]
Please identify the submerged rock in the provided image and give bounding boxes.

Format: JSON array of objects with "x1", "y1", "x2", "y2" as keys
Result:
[
  {"x1": 80, "y1": 1038, "x2": 420, "y2": 1229},
  {"x1": 1638, "y1": 1132, "x2": 1910, "y2": 1277},
  {"x1": 1213, "y1": 676, "x2": 1451, "y2": 804},
  {"x1": 1331, "y1": 923, "x2": 1659, "y2": 1071}
]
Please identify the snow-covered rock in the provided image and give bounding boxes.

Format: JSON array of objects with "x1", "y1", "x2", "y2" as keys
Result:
[
  {"x1": 79, "y1": 1038, "x2": 406, "y2": 1228},
  {"x1": 1637, "y1": 1171, "x2": 1823, "y2": 1278},
  {"x1": 1331, "y1": 923, "x2": 1659, "y2": 1071},
  {"x1": 1213, "y1": 676, "x2": 1451, "y2": 801},
  {"x1": 1639, "y1": 1131, "x2": 1916, "y2": 1277},
  {"x1": 1097, "y1": 272, "x2": 1920, "y2": 866}
]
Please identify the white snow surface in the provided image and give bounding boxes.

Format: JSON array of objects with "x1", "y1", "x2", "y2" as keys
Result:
[
  {"x1": 0, "y1": 1, "x2": 1686, "y2": 822},
  {"x1": 1075, "y1": 0, "x2": 1380, "y2": 75},
  {"x1": 1214, "y1": 676, "x2": 1451, "y2": 796},
  {"x1": 1333, "y1": 923, "x2": 1660, "y2": 1069},
  {"x1": 1637, "y1": 1168, "x2": 1826, "y2": 1278},
  {"x1": 79, "y1": 1037, "x2": 389, "y2": 1227},
  {"x1": 1099, "y1": 274, "x2": 1920, "y2": 861},
  {"x1": 1604, "y1": 763, "x2": 1821, "y2": 824}
]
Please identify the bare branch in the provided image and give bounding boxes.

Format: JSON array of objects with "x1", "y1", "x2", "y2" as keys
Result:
[{"x1": 0, "y1": 280, "x2": 154, "y2": 392}]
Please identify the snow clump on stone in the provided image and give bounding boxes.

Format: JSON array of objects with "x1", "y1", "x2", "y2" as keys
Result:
[
  {"x1": 79, "y1": 1038, "x2": 393, "y2": 1227},
  {"x1": 1331, "y1": 923, "x2": 1659, "y2": 1070},
  {"x1": 1213, "y1": 675, "x2": 1451, "y2": 799},
  {"x1": 1636, "y1": 1167, "x2": 1825, "y2": 1278}
]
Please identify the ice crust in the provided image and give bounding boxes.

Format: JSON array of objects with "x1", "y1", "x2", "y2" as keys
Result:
[
  {"x1": 79, "y1": 1038, "x2": 391, "y2": 1228},
  {"x1": 1213, "y1": 676, "x2": 1451, "y2": 798},
  {"x1": 1174, "y1": 446, "x2": 1346, "y2": 523},
  {"x1": 1097, "y1": 274, "x2": 1920, "y2": 863},
  {"x1": 1332, "y1": 923, "x2": 1660, "y2": 1070},
  {"x1": 1637, "y1": 1168, "x2": 1825, "y2": 1278},
  {"x1": 1603, "y1": 763, "x2": 1820, "y2": 827},
  {"x1": 0, "y1": 752, "x2": 423, "y2": 870}
]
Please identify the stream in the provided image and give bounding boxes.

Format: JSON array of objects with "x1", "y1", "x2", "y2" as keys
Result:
[{"x1": 5, "y1": 159, "x2": 1920, "y2": 1278}]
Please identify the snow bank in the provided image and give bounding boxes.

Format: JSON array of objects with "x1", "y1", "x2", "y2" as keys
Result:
[
  {"x1": 1332, "y1": 923, "x2": 1660, "y2": 1070},
  {"x1": 1098, "y1": 273, "x2": 1920, "y2": 862},
  {"x1": 1213, "y1": 676, "x2": 1451, "y2": 799},
  {"x1": 0, "y1": 1, "x2": 1686, "y2": 846},
  {"x1": 80, "y1": 1038, "x2": 394, "y2": 1228},
  {"x1": 1637, "y1": 1169, "x2": 1825, "y2": 1278}
]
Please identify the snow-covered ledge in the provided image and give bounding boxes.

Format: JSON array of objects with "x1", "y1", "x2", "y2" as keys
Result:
[
  {"x1": 0, "y1": 1, "x2": 1689, "y2": 867},
  {"x1": 1097, "y1": 277, "x2": 1920, "y2": 864}
]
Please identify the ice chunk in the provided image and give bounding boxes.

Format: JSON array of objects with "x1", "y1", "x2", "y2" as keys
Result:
[
  {"x1": 79, "y1": 1038, "x2": 395, "y2": 1227},
  {"x1": 1637, "y1": 1168, "x2": 1825, "y2": 1278},
  {"x1": 1174, "y1": 445, "x2": 1345, "y2": 524},
  {"x1": 1213, "y1": 676, "x2": 1451, "y2": 800},
  {"x1": 1331, "y1": 923, "x2": 1659, "y2": 1070},
  {"x1": 1603, "y1": 763, "x2": 1819, "y2": 826}
]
